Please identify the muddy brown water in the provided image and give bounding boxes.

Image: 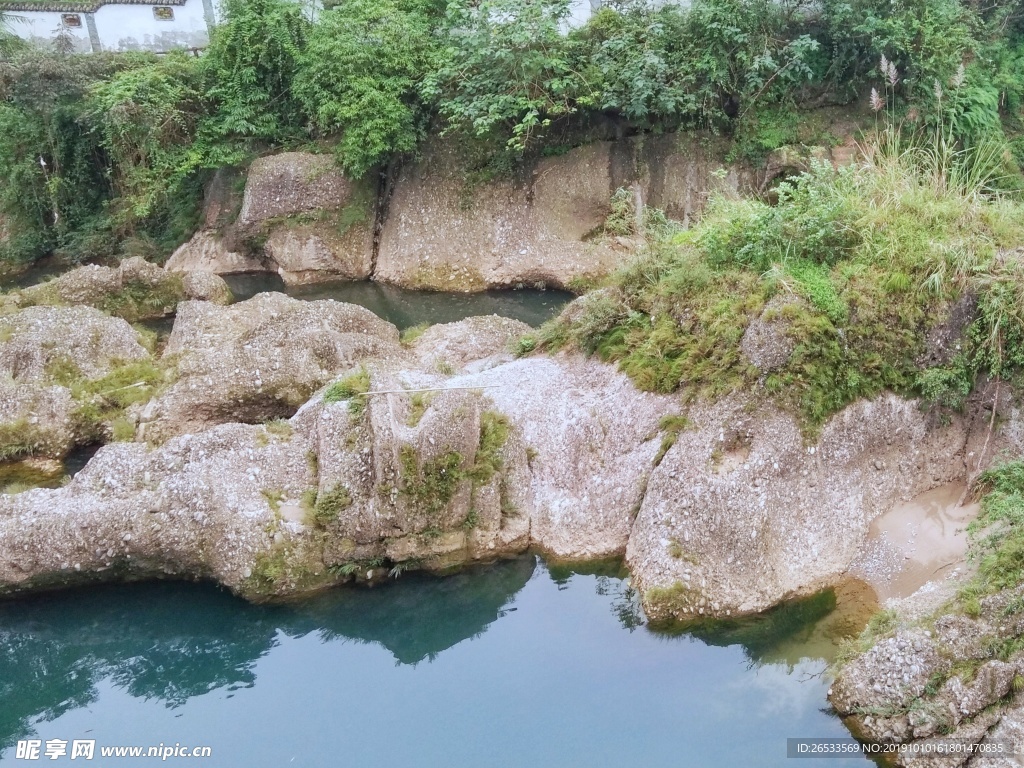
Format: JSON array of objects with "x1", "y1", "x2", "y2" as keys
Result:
[{"x1": 850, "y1": 482, "x2": 979, "y2": 602}]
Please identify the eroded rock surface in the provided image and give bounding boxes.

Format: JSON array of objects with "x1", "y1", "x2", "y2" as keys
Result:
[
  {"x1": 831, "y1": 585, "x2": 1024, "y2": 765},
  {"x1": 167, "y1": 231, "x2": 266, "y2": 276},
  {"x1": 627, "y1": 388, "x2": 1022, "y2": 619},
  {"x1": 0, "y1": 298, "x2": 1017, "y2": 622},
  {"x1": 0, "y1": 305, "x2": 152, "y2": 458},
  {"x1": 238, "y1": 152, "x2": 374, "y2": 285},
  {"x1": 376, "y1": 134, "x2": 756, "y2": 291},
  {"x1": 0, "y1": 371, "x2": 534, "y2": 600},
  {"x1": 140, "y1": 293, "x2": 401, "y2": 441},
  {"x1": 7, "y1": 257, "x2": 231, "y2": 321}
]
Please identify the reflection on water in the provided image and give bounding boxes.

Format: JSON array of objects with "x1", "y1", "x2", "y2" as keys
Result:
[
  {"x1": 0, "y1": 557, "x2": 874, "y2": 766},
  {"x1": 0, "y1": 444, "x2": 102, "y2": 494},
  {"x1": 222, "y1": 273, "x2": 573, "y2": 330},
  {"x1": 655, "y1": 579, "x2": 879, "y2": 669}
]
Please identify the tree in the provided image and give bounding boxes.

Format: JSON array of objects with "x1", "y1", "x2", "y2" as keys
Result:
[
  {"x1": 294, "y1": 0, "x2": 442, "y2": 176},
  {"x1": 425, "y1": 0, "x2": 597, "y2": 150},
  {"x1": 202, "y1": 0, "x2": 310, "y2": 143}
]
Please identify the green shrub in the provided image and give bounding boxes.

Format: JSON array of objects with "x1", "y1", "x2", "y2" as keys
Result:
[
  {"x1": 202, "y1": 0, "x2": 310, "y2": 143},
  {"x1": 398, "y1": 445, "x2": 465, "y2": 515},
  {"x1": 470, "y1": 411, "x2": 510, "y2": 484},
  {"x1": 295, "y1": 0, "x2": 441, "y2": 176},
  {"x1": 543, "y1": 131, "x2": 1024, "y2": 433},
  {"x1": 323, "y1": 368, "x2": 371, "y2": 417},
  {"x1": 310, "y1": 484, "x2": 352, "y2": 527}
]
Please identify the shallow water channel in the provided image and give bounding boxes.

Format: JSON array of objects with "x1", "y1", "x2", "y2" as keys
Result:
[
  {"x1": 221, "y1": 273, "x2": 575, "y2": 330},
  {"x1": 0, "y1": 558, "x2": 880, "y2": 766}
]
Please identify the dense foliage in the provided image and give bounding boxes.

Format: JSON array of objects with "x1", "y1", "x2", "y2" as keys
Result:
[
  {"x1": 0, "y1": 0, "x2": 1022, "y2": 265},
  {"x1": 528, "y1": 127, "x2": 1024, "y2": 431}
]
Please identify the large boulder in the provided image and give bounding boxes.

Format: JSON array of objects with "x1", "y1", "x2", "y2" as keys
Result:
[
  {"x1": 407, "y1": 315, "x2": 528, "y2": 373},
  {"x1": 239, "y1": 153, "x2": 356, "y2": 226},
  {"x1": 375, "y1": 141, "x2": 621, "y2": 292},
  {"x1": 140, "y1": 293, "x2": 402, "y2": 441},
  {"x1": 169, "y1": 153, "x2": 376, "y2": 286},
  {"x1": 0, "y1": 305, "x2": 153, "y2": 459},
  {"x1": 0, "y1": 371, "x2": 534, "y2": 599},
  {"x1": 166, "y1": 231, "x2": 266, "y2": 276},
  {"x1": 401, "y1": 323, "x2": 680, "y2": 558},
  {"x1": 375, "y1": 134, "x2": 754, "y2": 291},
  {"x1": 13, "y1": 258, "x2": 231, "y2": 321},
  {"x1": 830, "y1": 585, "x2": 1024, "y2": 758},
  {"x1": 237, "y1": 152, "x2": 374, "y2": 286},
  {"x1": 626, "y1": 392, "x2": 1007, "y2": 619}
]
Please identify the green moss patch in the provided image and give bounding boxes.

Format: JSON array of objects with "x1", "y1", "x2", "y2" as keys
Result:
[
  {"x1": 323, "y1": 367, "x2": 371, "y2": 418},
  {"x1": 541, "y1": 152, "x2": 1024, "y2": 435}
]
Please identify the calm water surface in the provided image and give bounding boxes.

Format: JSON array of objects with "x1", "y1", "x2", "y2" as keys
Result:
[
  {"x1": 0, "y1": 558, "x2": 874, "y2": 767},
  {"x1": 222, "y1": 273, "x2": 573, "y2": 330}
]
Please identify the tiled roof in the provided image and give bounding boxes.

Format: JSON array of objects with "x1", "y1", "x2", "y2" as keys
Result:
[{"x1": 0, "y1": 0, "x2": 186, "y2": 12}]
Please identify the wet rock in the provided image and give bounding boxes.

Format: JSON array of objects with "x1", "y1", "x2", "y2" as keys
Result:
[{"x1": 918, "y1": 294, "x2": 978, "y2": 368}]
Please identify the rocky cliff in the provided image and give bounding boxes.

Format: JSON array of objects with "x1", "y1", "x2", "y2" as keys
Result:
[
  {"x1": 165, "y1": 134, "x2": 839, "y2": 291},
  {"x1": 0, "y1": 289, "x2": 1014, "y2": 619}
]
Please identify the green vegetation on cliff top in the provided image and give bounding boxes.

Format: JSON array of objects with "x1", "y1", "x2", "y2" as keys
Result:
[
  {"x1": 1, "y1": 0, "x2": 1022, "y2": 266},
  {"x1": 531, "y1": 118, "x2": 1024, "y2": 432}
]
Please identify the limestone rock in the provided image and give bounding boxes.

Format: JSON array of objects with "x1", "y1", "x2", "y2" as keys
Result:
[
  {"x1": 440, "y1": 353, "x2": 678, "y2": 558},
  {"x1": 179, "y1": 271, "x2": 234, "y2": 305},
  {"x1": 239, "y1": 152, "x2": 355, "y2": 226},
  {"x1": 831, "y1": 629, "x2": 947, "y2": 715},
  {"x1": 0, "y1": 380, "x2": 77, "y2": 460},
  {"x1": 628, "y1": 394, "x2": 974, "y2": 619},
  {"x1": 263, "y1": 222, "x2": 372, "y2": 285},
  {"x1": 141, "y1": 293, "x2": 401, "y2": 441},
  {"x1": 0, "y1": 305, "x2": 149, "y2": 382},
  {"x1": 0, "y1": 305, "x2": 151, "y2": 459},
  {"x1": 972, "y1": 693, "x2": 1024, "y2": 767},
  {"x1": 230, "y1": 152, "x2": 375, "y2": 285},
  {"x1": 16, "y1": 257, "x2": 189, "y2": 321},
  {"x1": 740, "y1": 294, "x2": 799, "y2": 373},
  {"x1": 408, "y1": 315, "x2": 530, "y2": 373},
  {"x1": 0, "y1": 369, "x2": 534, "y2": 599},
  {"x1": 375, "y1": 140, "x2": 621, "y2": 292},
  {"x1": 166, "y1": 231, "x2": 267, "y2": 275}
]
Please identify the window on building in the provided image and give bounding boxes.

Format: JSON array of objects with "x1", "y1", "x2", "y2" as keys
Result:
[
  {"x1": 153, "y1": 6, "x2": 174, "y2": 20},
  {"x1": 61, "y1": 14, "x2": 82, "y2": 27}
]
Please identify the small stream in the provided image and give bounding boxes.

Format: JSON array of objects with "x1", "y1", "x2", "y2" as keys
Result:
[
  {"x1": 221, "y1": 273, "x2": 575, "y2": 330},
  {"x1": 0, "y1": 558, "x2": 880, "y2": 767}
]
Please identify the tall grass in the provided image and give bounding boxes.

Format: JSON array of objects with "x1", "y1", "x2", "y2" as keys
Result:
[{"x1": 534, "y1": 106, "x2": 1024, "y2": 432}]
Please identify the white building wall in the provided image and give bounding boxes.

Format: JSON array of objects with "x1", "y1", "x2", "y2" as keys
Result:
[
  {"x1": 92, "y1": 0, "x2": 211, "y2": 51},
  {"x1": 5, "y1": 0, "x2": 691, "y2": 54},
  {"x1": 6, "y1": 0, "x2": 216, "y2": 53},
  {"x1": 7, "y1": 10, "x2": 93, "y2": 53}
]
